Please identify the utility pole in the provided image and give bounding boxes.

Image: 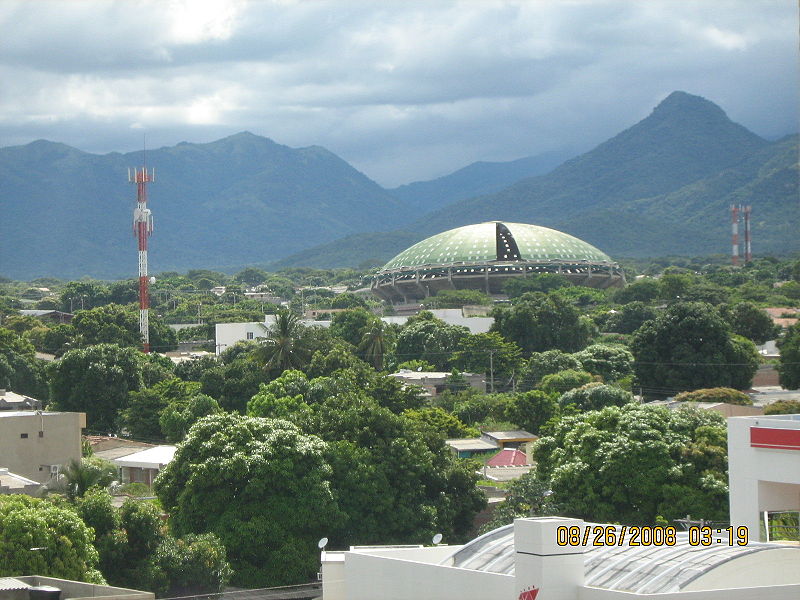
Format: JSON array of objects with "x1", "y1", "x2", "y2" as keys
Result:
[{"x1": 489, "y1": 349, "x2": 495, "y2": 394}]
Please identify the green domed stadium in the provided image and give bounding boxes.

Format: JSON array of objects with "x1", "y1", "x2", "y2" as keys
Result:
[{"x1": 371, "y1": 221, "x2": 625, "y2": 303}]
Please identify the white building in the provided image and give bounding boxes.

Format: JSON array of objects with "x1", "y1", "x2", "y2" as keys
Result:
[
  {"x1": 112, "y1": 445, "x2": 176, "y2": 488},
  {"x1": 321, "y1": 516, "x2": 800, "y2": 600},
  {"x1": 321, "y1": 414, "x2": 800, "y2": 599},
  {"x1": 0, "y1": 409, "x2": 84, "y2": 484},
  {"x1": 728, "y1": 414, "x2": 800, "y2": 542},
  {"x1": 215, "y1": 308, "x2": 494, "y2": 355}
]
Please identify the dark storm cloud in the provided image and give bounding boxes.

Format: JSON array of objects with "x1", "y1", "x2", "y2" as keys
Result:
[{"x1": 0, "y1": 0, "x2": 796, "y2": 186}]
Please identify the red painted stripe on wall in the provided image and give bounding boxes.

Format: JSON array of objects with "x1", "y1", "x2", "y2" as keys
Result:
[{"x1": 750, "y1": 427, "x2": 800, "y2": 451}]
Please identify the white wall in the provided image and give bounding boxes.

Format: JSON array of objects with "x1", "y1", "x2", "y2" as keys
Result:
[
  {"x1": 0, "y1": 412, "x2": 82, "y2": 483},
  {"x1": 335, "y1": 551, "x2": 513, "y2": 600},
  {"x1": 728, "y1": 416, "x2": 800, "y2": 540}
]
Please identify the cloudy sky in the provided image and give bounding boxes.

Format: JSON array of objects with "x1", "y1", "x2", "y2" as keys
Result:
[{"x1": 1, "y1": 0, "x2": 797, "y2": 187}]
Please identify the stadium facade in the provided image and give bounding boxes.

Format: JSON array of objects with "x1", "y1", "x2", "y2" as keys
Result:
[{"x1": 371, "y1": 221, "x2": 625, "y2": 303}]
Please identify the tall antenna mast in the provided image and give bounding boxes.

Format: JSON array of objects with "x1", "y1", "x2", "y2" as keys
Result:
[
  {"x1": 730, "y1": 204, "x2": 740, "y2": 266},
  {"x1": 743, "y1": 205, "x2": 752, "y2": 263},
  {"x1": 129, "y1": 161, "x2": 155, "y2": 353}
]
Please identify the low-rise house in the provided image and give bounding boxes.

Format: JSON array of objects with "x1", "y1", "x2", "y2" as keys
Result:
[
  {"x1": 0, "y1": 576, "x2": 152, "y2": 600},
  {"x1": 18, "y1": 309, "x2": 74, "y2": 324},
  {"x1": 480, "y1": 430, "x2": 537, "y2": 450},
  {"x1": 0, "y1": 389, "x2": 41, "y2": 411},
  {"x1": 390, "y1": 370, "x2": 485, "y2": 396},
  {"x1": 0, "y1": 468, "x2": 41, "y2": 495},
  {"x1": 112, "y1": 445, "x2": 176, "y2": 488},
  {"x1": 0, "y1": 409, "x2": 84, "y2": 484},
  {"x1": 445, "y1": 438, "x2": 498, "y2": 459}
]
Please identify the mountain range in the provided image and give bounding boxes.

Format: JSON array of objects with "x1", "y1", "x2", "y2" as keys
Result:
[{"x1": 1, "y1": 91, "x2": 797, "y2": 280}]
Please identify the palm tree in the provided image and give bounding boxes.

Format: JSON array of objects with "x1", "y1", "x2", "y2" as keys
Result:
[
  {"x1": 254, "y1": 309, "x2": 311, "y2": 372},
  {"x1": 43, "y1": 457, "x2": 116, "y2": 500},
  {"x1": 358, "y1": 320, "x2": 390, "y2": 371}
]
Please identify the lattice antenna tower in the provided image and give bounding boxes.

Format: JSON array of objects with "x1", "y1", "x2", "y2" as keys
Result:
[{"x1": 129, "y1": 159, "x2": 155, "y2": 353}]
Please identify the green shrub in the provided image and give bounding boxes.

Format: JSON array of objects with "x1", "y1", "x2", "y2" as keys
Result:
[{"x1": 674, "y1": 387, "x2": 752, "y2": 406}]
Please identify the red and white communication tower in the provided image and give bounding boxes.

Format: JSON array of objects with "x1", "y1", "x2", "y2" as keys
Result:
[
  {"x1": 129, "y1": 166, "x2": 154, "y2": 353},
  {"x1": 730, "y1": 204, "x2": 753, "y2": 266},
  {"x1": 731, "y1": 204, "x2": 740, "y2": 266}
]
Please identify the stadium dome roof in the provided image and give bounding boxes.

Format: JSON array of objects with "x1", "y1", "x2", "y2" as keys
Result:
[
  {"x1": 381, "y1": 222, "x2": 612, "y2": 271},
  {"x1": 371, "y1": 221, "x2": 624, "y2": 303}
]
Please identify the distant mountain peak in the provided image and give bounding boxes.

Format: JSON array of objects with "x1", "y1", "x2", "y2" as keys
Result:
[{"x1": 651, "y1": 91, "x2": 728, "y2": 120}]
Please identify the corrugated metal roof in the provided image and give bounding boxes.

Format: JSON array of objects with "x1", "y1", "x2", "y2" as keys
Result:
[
  {"x1": 0, "y1": 578, "x2": 31, "y2": 591},
  {"x1": 440, "y1": 524, "x2": 796, "y2": 593}
]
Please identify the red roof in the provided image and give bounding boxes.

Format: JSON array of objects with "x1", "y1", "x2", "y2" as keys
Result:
[{"x1": 486, "y1": 448, "x2": 528, "y2": 467}]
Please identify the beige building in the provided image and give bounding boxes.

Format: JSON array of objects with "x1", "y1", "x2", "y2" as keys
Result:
[{"x1": 0, "y1": 411, "x2": 84, "y2": 484}]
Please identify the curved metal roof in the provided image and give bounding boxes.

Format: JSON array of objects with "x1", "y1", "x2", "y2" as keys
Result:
[
  {"x1": 380, "y1": 222, "x2": 613, "y2": 271},
  {"x1": 439, "y1": 524, "x2": 794, "y2": 594}
]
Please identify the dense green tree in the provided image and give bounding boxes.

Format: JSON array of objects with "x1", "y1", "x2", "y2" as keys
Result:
[
  {"x1": 720, "y1": 302, "x2": 781, "y2": 345},
  {"x1": 612, "y1": 278, "x2": 660, "y2": 304},
  {"x1": 491, "y1": 292, "x2": 591, "y2": 354},
  {"x1": 479, "y1": 471, "x2": 558, "y2": 533},
  {"x1": 504, "y1": 390, "x2": 559, "y2": 434},
  {"x1": 402, "y1": 406, "x2": 479, "y2": 438},
  {"x1": 0, "y1": 495, "x2": 104, "y2": 583},
  {"x1": 159, "y1": 394, "x2": 222, "y2": 443},
  {"x1": 604, "y1": 301, "x2": 658, "y2": 334},
  {"x1": 539, "y1": 369, "x2": 594, "y2": 397},
  {"x1": 306, "y1": 395, "x2": 485, "y2": 547},
  {"x1": 107, "y1": 279, "x2": 140, "y2": 305},
  {"x1": 535, "y1": 404, "x2": 729, "y2": 525},
  {"x1": 503, "y1": 273, "x2": 572, "y2": 298},
  {"x1": 0, "y1": 329, "x2": 49, "y2": 399},
  {"x1": 155, "y1": 414, "x2": 339, "y2": 587},
  {"x1": 148, "y1": 533, "x2": 232, "y2": 598},
  {"x1": 558, "y1": 383, "x2": 634, "y2": 412},
  {"x1": 173, "y1": 354, "x2": 219, "y2": 381},
  {"x1": 2, "y1": 314, "x2": 42, "y2": 334},
  {"x1": 395, "y1": 312, "x2": 469, "y2": 370},
  {"x1": 76, "y1": 487, "x2": 119, "y2": 539},
  {"x1": 200, "y1": 354, "x2": 269, "y2": 413},
  {"x1": 574, "y1": 344, "x2": 634, "y2": 382},
  {"x1": 71, "y1": 304, "x2": 177, "y2": 352},
  {"x1": 777, "y1": 322, "x2": 800, "y2": 390},
  {"x1": 330, "y1": 308, "x2": 378, "y2": 347},
  {"x1": 234, "y1": 267, "x2": 269, "y2": 287},
  {"x1": 453, "y1": 331, "x2": 524, "y2": 388},
  {"x1": 520, "y1": 349, "x2": 583, "y2": 390},
  {"x1": 631, "y1": 302, "x2": 759, "y2": 397},
  {"x1": 49, "y1": 344, "x2": 151, "y2": 432},
  {"x1": 329, "y1": 292, "x2": 367, "y2": 309},
  {"x1": 58, "y1": 281, "x2": 110, "y2": 312},
  {"x1": 307, "y1": 344, "x2": 370, "y2": 378},
  {"x1": 424, "y1": 289, "x2": 492, "y2": 308}
]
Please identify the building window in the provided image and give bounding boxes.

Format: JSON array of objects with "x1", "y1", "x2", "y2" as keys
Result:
[
  {"x1": 39, "y1": 431, "x2": 44, "y2": 437},
  {"x1": 20, "y1": 433, "x2": 28, "y2": 438},
  {"x1": 246, "y1": 332, "x2": 254, "y2": 340}
]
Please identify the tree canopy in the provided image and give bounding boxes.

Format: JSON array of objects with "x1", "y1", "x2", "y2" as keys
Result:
[
  {"x1": 630, "y1": 302, "x2": 759, "y2": 397},
  {"x1": 155, "y1": 413, "x2": 339, "y2": 587},
  {"x1": 491, "y1": 292, "x2": 591, "y2": 354},
  {"x1": 534, "y1": 404, "x2": 729, "y2": 525}
]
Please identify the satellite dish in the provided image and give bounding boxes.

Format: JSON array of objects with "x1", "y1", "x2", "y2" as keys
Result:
[
  {"x1": 149, "y1": 276, "x2": 156, "y2": 284},
  {"x1": 318, "y1": 537, "x2": 329, "y2": 550},
  {"x1": 432, "y1": 533, "x2": 443, "y2": 545}
]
